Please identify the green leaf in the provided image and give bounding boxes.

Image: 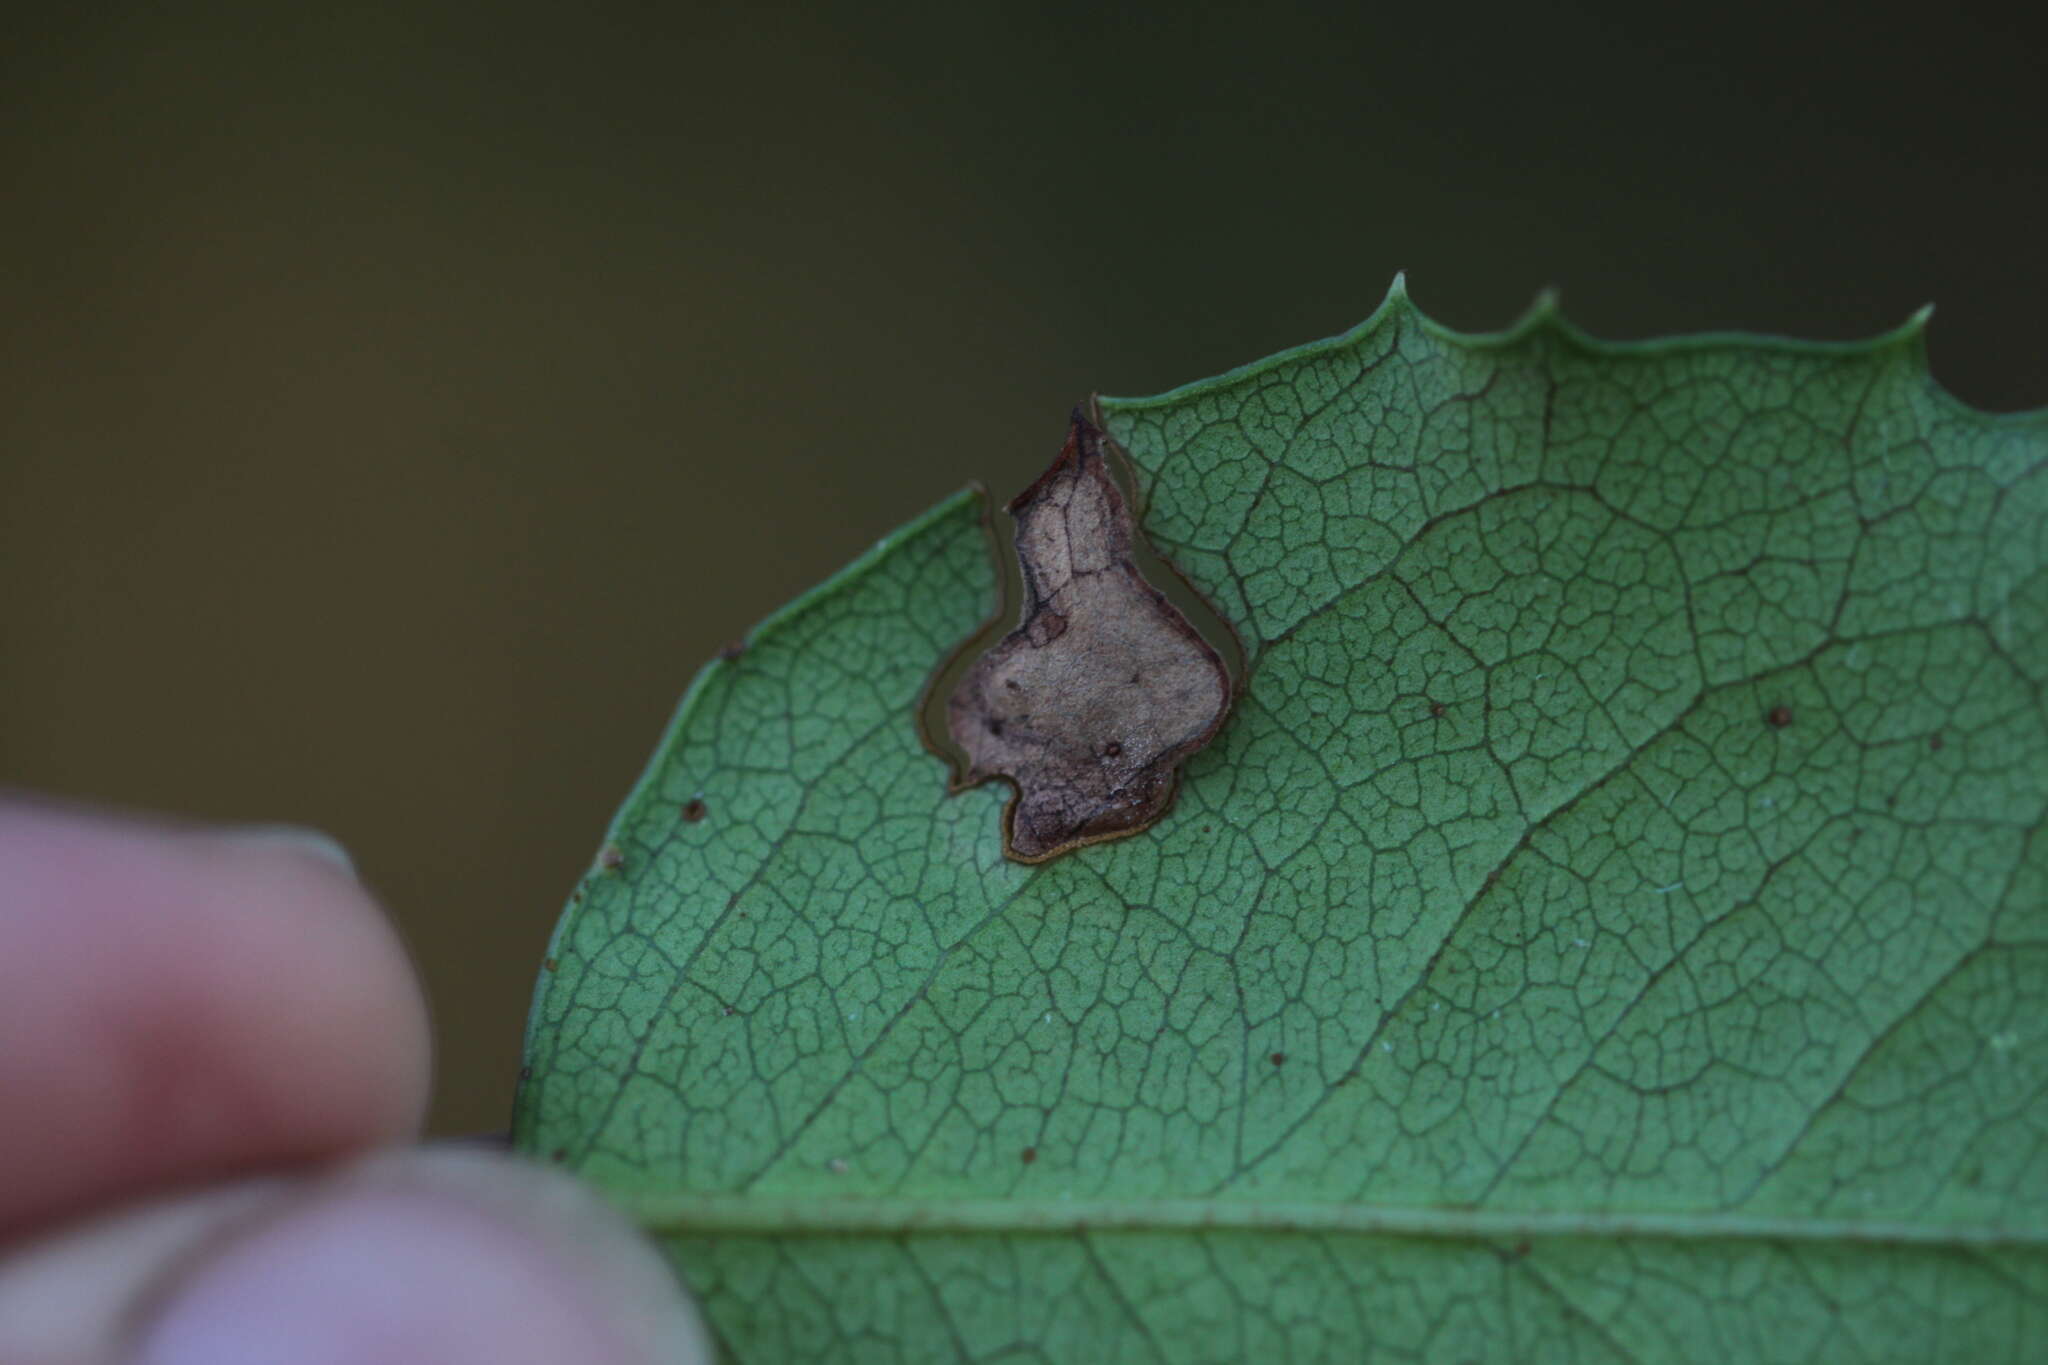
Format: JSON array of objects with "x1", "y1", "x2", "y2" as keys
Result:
[{"x1": 514, "y1": 280, "x2": 2048, "y2": 1363}]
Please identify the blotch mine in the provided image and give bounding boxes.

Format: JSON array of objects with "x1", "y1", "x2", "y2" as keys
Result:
[{"x1": 945, "y1": 408, "x2": 1232, "y2": 862}]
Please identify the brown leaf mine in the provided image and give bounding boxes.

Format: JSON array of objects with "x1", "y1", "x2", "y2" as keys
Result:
[{"x1": 947, "y1": 409, "x2": 1232, "y2": 862}]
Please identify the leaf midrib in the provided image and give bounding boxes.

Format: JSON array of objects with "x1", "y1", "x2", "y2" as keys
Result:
[{"x1": 625, "y1": 1193, "x2": 2038, "y2": 1248}]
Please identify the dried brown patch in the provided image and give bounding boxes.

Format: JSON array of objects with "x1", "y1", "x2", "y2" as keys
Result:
[{"x1": 946, "y1": 409, "x2": 1232, "y2": 862}]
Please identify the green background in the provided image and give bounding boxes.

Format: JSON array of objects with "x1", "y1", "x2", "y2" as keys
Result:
[{"x1": 5, "y1": 2, "x2": 2044, "y2": 1136}]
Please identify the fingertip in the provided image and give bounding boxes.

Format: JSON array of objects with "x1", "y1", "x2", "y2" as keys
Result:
[
  {"x1": 126, "y1": 1150, "x2": 712, "y2": 1365},
  {"x1": 186, "y1": 821, "x2": 435, "y2": 1140},
  {"x1": 0, "y1": 799, "x2": 432, "y2": 1235},
  {"x1": 0, "y1": 1150, "x2": 711, "y2": 1365}
]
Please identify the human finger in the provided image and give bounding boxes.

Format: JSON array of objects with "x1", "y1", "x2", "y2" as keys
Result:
[
  {"x1": 0, "y1": 796, "x2": 431, "y2": 1237},
  {"x1": 0, "y1": 1145, "x2": 712, "y2": 1365}
]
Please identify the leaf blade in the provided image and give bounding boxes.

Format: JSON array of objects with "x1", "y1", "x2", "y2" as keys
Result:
[{"x1": 517, "y1": 286, "x2": 2048, "y2": 1361}]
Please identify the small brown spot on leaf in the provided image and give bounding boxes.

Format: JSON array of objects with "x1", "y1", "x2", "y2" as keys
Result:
[
  {"x1": 1929, "y1": 733, "x2": 1945, "y2": 752},
  {"x1": 1027, "y1": 610, "x2": 1070, "y2": 647},
  {"x1": 1766, "y1": 704, "x2": 1793, "y2": 728},
  {"x1": 518, "y1": 1065, "x2": 532, "y2": 1081},
  {"x1": 543, "y1": 956, "x2": 558, "y2": 973},
  {"x1": 550, "y1": 1147, "x2": 567, "y2": 1163},
  {"x1": 1270, "y1": 1051, "x2": 1286, "y2": 1067},
  {"x1": 682, "y1": 798, "x2": 707, "y2": 823},
  {"x1": 718, "y1": 639, "x2": 746, "y2": 661},
  {"x1": 1021, "y1": 1146, "x2": 1037, "y2": 1164},
  {"x1": 946, "y1": 409, "x2": 1233, "y2": 862},
  {"x1": 598, "y1": 843, "x2": 624, "y2": 871},
  {"x1": 1429, "y1": 700, "x2": 1447, "y2": 719},
  {"x1": 1511, "y1": 1239, "x2": 1532, "y2": 1259}
]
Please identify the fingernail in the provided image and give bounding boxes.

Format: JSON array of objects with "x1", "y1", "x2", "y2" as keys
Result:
[{"x1": 215, "y1": 825, "x2": 357, "y2": 879}]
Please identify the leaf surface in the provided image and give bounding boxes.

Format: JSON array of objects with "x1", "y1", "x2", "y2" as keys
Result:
[{"x1": 515, "y1": 282, "x2": 2048, "y2": 1362}]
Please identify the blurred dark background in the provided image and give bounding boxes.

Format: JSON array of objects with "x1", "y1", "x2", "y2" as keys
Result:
[{"x1": 5, "y1": 3, "x2": 2044, "y2": 1135}]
